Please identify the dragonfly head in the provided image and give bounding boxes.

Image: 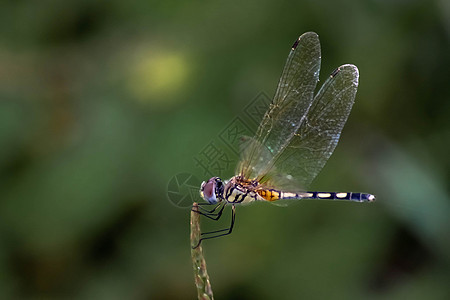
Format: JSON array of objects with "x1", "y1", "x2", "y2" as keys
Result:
[{"x1": 200, "y1": 177, "x2": 224, "y2": 204}]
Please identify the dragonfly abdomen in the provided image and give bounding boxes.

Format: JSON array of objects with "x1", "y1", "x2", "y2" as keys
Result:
[
  {"x1": 280, "y1": 191, "x2": 375, "y2": 202},
  {"x1": 257, "y1": 189, "x2": 281, "y2": 201}
]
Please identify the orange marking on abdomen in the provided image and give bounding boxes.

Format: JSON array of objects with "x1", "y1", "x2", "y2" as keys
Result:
[{"x1": 257, "y1": 189, "x2": 280, "y2": 201}]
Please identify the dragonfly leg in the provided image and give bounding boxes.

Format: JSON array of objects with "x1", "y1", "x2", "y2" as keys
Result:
[
  {"x1": 192, "y1": 202, "x2": 226, "y2": 221},
  {"x1": 192, "y1": 205, "x2": 236, "y2": 249},
  {"x1": 196, "y1": 202, "x2": 224, "y2": 214}
]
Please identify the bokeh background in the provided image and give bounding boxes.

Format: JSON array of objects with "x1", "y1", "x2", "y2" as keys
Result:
[{"x1": 0, "y1": 0, "x2": 449, "y2": 299}]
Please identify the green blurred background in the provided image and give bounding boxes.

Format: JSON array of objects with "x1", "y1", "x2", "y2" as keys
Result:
[{"x1": 0, "y1": 0, "x2": 449, "y2": 299}]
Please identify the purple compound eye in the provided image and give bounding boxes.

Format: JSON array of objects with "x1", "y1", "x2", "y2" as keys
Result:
[
  {"x1": 200, "y1": 177, "x2": 219, "y2": 204},
  {"x1": 203, "y1": 180, "x2": 215, "y2": 198}
]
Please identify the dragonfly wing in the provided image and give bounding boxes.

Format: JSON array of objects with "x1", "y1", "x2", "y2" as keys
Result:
[
  {"x1": 237, "y1": 32, "x2": 321, "y2": 179},
  {"x1": 259, "y1": 64, "x2": 360, "y2": 190}
]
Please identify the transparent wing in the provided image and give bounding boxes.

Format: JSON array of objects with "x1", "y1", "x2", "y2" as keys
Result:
[
  {"x1": 258, "y1": 64, "x2": 360, "y2": 190},
  {"x1": 236, "y1": 32, "x2": 321, "y2": 179}
]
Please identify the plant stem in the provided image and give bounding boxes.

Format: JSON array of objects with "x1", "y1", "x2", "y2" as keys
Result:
[{"x1": 191, "y1": 203, "x2": 214, "y2": 300}]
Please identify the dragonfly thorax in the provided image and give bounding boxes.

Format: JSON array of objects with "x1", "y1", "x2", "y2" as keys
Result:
[
  {"x1": 223, "y1": 176, "x2": 261, "y2": 204},
  {"x1": 200, "y1": 177, "x2": 225, "y2": 204}
]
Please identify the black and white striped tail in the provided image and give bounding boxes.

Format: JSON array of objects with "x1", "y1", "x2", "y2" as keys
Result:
[{"x1": 281, "y1": 191, "x2": 376, "y2": 202}]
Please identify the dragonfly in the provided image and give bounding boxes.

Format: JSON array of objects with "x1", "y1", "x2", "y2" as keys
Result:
[{"x1": 193, "y1": 32, "x2": 375, "y2": 248}]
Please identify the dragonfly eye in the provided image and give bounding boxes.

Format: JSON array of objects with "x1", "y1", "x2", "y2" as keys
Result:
[{"x1": 201, "y1": 177, "x2": 220, "y2": 204}]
